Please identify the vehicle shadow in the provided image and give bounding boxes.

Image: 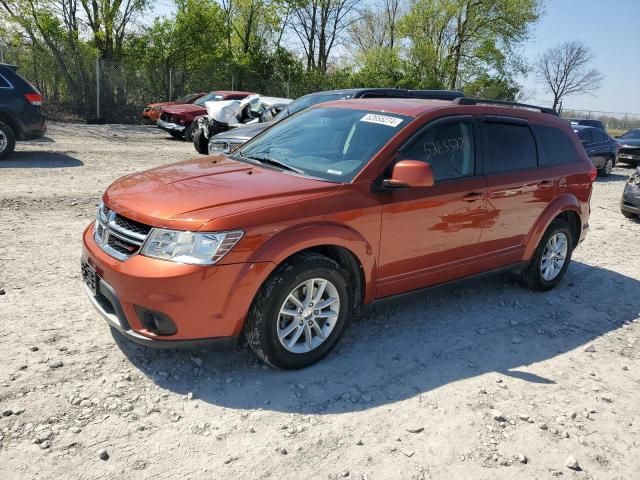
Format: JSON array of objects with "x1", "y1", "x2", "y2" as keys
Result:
[
  {"x1": 114, "y1": 260, "x2": 639, "y2": 414},
  {"x1": 0, "y1": 151, "x2": 83, "y2": 168}
]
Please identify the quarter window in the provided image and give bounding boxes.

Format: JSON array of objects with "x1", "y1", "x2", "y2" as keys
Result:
[
  {"x1": 533, "y1": 125, "x2": 580, "y2": 166},
  {"x1": 482, "y1": 122, "x2": 537, "y2": 174},
  {"x1": 402, "y1": 120, "x2": 475, "y2": 181},
  {"x1": 0, "y1": 74, "x2": 11, "y2": 88}
]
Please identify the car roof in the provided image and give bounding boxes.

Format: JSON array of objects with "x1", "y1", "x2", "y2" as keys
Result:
[
  {"x1": 312, "y1": 88, "x2": 464, "y2": 100},
  {"x1": 317, "y1": 98, "x2": 452, "y2": 117},
  {"x1": 214, "y1": 90, "x2": 255, "y2": 96},
  {"x1": 571, "y1": 125, "x2": 595, "y2": 131},
  {"x1": 314, "y1": 98, "x2": 566, "y2": 121}
]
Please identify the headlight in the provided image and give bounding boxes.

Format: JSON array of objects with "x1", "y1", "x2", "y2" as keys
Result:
[{"x1": 141, "y1": 229, "x2": 243, "y2": 265}]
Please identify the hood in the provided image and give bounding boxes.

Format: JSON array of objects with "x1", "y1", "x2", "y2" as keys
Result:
[
  {"x1": 162, "y1": 104, "x2": 206, "y2": 116},
  {"x1": 147, "y1": 101, "x2": 174, "y2": 109},
  {"x1": 618, "y1": 138, "x2": 640, "y2": 147},
  {"x1": 103, "y1": 156, "x2": 340, "y2": 230},
  {"x1": 212, "y1": 122, "x2": 272, "y2": 142},
  {"x1": 206, "y1": 95, "x2": 258, "y2": 125}
]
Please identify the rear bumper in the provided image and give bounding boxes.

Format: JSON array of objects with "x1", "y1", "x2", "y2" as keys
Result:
[{"x1": 156, "y1": 119, "x2": 185, "y2": 134}]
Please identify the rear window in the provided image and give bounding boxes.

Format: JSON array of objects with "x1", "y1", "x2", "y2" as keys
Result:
[
  {"x1": 577, "y1": 129, "x2": 594, "y2": 144},
  {"x1": 482, "y1": 121, "x2": 537, "y2": 173},
  {"x1": 534, "y1": 125, "x2": 580, "y2": 166}
]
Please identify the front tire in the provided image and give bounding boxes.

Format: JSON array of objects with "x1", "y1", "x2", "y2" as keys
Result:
[
  {"x1": 0, "y1": 121, "x2": 16, "y2": 160},
  {"x1": 184, "y1": 122, "x2": 195, "y2": 142},
  {"x1": 520, "y1": 219, "x2": 574, "y2": 291},
  {"x1": 244, "y1": 253, "x2": 352, "y2": 369},
  {"x1": 193, "y1": 129, "x2": 208, "y2": 154}
]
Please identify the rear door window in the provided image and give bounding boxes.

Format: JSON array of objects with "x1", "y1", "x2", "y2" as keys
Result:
[
  {"x1": 401, "y1": 118, "x2": 476, "y2": 182},
  {"x1": 577, "y1": 129, "x2": 594, "y2": 145},
  {"x1": 592, "y1": 130, "x2": 606, "y2": 143},
  {"x1": 533, "y1": 125, "x2": 580, "y2": 166},
  {"x1": 482, "y1": 121, "x2": 537, "y2": 174}
]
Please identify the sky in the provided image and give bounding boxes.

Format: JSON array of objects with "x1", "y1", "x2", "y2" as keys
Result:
[
  {"x1": 148, "y1": 0, "x2": 640, "y2": 115},
  {"x1": 521, "y1": 0, "x2": 640, "y2": 114}
]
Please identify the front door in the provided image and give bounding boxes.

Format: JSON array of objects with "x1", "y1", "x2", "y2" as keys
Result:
[{"x1": 377, "y1": 116, "x2": 488, "y2": 298}]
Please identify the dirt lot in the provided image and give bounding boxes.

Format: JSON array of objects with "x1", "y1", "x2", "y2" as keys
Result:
[{"x1": 1, "y1": 123, "x2": 639, "y2": 480}]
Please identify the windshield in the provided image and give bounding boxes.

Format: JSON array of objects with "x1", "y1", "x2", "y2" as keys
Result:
[
  {"x1": 175, "y1": 93, "x2": 200, "y2": 104},
  {"x1": 621, "y1": 129, "x2": 640, "y2": 140},
  {"x1": 194, "y1": 93, "x2": 223, "y2": 106},
  {"x1": 238, "y1": 106, "x2": 410, "y2": 182},
  {"x1": 272, "y1": 92, "x2": 352, "y2": 122}
]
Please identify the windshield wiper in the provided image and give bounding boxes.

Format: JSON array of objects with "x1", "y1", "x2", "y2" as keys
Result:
[{"x1": 240, "y1": 152, "x2": 305, "y2": 174}]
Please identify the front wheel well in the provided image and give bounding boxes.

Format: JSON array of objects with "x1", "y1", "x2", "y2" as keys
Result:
[
  {"x1": 556, "y1": 210, "x2": 581, "y2": 247},
  {"x1": 278, "y1": 245, "x2": 366, "y2": 312}
]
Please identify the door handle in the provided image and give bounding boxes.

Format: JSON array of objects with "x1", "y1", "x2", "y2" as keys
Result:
[
  {"x1": 537, "y1": 180, "x2": 554, "y2": 189},
  {"x1": 462, "y1": 192, "x2": 484, "y2": 202}
]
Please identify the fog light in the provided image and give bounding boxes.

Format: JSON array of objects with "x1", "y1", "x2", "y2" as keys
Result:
[{"x1": 135, "y1": 306, "x2": 177, "y2": 336}]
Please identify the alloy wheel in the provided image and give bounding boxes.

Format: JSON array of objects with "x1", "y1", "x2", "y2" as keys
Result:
[
  {"x1": 0, "y1": 130, "x2": 7, "y2": 153},
  {"x1": 604, "y1": 158, "x2": 613, "y2": 175},
  {"x1": 540, "y1": 232, "x2": 568, "y2": 281},
  {"x1": 277, "y1": 278, "x2": 340, "y2": 354}
]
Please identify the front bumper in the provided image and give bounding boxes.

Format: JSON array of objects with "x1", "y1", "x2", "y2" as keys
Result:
[
  {"x1": 82, "y1": 223, "x2": 273, "y2": 347},
  {"x1": 619, "y1": 150, "x2": 640, "y2": 164},
  {"x1": 156, "y1": 119, "x2": 185, "y2": 134}
]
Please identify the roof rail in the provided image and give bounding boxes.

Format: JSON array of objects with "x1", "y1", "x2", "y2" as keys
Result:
[
  {"x1": 452, "y1": 97, "x2": 558, "y2": 116},
  {"x1": 409, "y1": 90, "x2": 465, "y2": 101}
]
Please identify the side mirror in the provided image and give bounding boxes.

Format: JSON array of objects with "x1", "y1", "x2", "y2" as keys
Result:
[{"x1": 384, "y1": 160, "x2": 434, "y2": 188}]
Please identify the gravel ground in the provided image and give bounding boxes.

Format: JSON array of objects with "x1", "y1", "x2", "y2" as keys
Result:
[{"x1": 0, "y1": 123, "x2": 639, "y2": 480}]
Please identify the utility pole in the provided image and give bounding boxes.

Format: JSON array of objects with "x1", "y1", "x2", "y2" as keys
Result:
[{"x1": 96, "y1": 57, "x2": 101, "y2": 119}]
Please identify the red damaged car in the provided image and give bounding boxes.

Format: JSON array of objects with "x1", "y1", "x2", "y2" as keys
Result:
[
  {"x1": 142, "y1": 93, "x2": 205, "y2": 123},
  {"x1": 157, "y1": 91, "x2": 253, "y2": 141}
]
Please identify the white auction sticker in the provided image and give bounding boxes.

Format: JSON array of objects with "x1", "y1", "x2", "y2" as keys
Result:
[{"x1": 360, "y1": 113, "x2": 403, "y2": 127}]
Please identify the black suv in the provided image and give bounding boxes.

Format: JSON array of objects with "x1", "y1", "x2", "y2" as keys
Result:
[
  {"x1": 572, "y1": 125, "x2": 618, "y2": 176},
  {"x1": 200, "y1": 88, "x2": 464, "y2": 155},
  {"x1": 0, "y1": 63, "x2": 46, "y2": 159}
]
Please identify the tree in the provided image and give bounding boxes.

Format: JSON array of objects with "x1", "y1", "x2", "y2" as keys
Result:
[
  {"x1": 290, "y1": 0, "x2": 360, "y2": 73},
  {"x1": 348, "y1": 0, "x2": 402, "y2": 54},
  {"x1": 401, "y1": 0, "x2": 540, "y2": 90},
  {"x1": 535, "y1": 40, "x2": 604, "y2": 111}
]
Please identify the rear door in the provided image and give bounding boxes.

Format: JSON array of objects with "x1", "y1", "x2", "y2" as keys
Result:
[{"x1": 474, "y1": 116, "x2": 554, "y2": 268}]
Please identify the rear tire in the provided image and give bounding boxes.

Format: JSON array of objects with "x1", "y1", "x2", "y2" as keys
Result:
[
  {"x1": 193, "y1": 129, "x2": 208, "y2": 154},
  {"x1": 520, "y1": 218, "x2": 574, "y2": 291},
  {"x1": 244, "y1": 252, "x2": 352, "y2": 369},
  {"x1": 599, "y1": 157, "x2": 613, "y2": 177},
  {"x1": 0, "y1": 121, "x2": 16, "y2": 160},
  {"x1": 168, "y1": 131, "x2": 181, "y2": 139}
]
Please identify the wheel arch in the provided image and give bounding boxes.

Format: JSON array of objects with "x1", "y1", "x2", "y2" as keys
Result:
[
  {"x1": 523, "y1": 194, "x2": 583, "y2": 260},
  {"x1": 0, "y1": 112, "x2": 20, "y2": 138},
  {"x1": 248, "y1": 222, "x2": 377, "y2": 307}
]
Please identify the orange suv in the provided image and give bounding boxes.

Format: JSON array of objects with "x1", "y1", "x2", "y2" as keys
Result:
[{"x1": 82, "y1": 97, "x2": 594, "y2": 369}]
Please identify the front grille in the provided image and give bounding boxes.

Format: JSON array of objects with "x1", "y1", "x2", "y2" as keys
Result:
[
  {"x1": 114, "y1": 215, "x2": 152, "y2": 236},
  {"x1": 95, "y1": 206, "x2": 152, "y2": 261}
]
